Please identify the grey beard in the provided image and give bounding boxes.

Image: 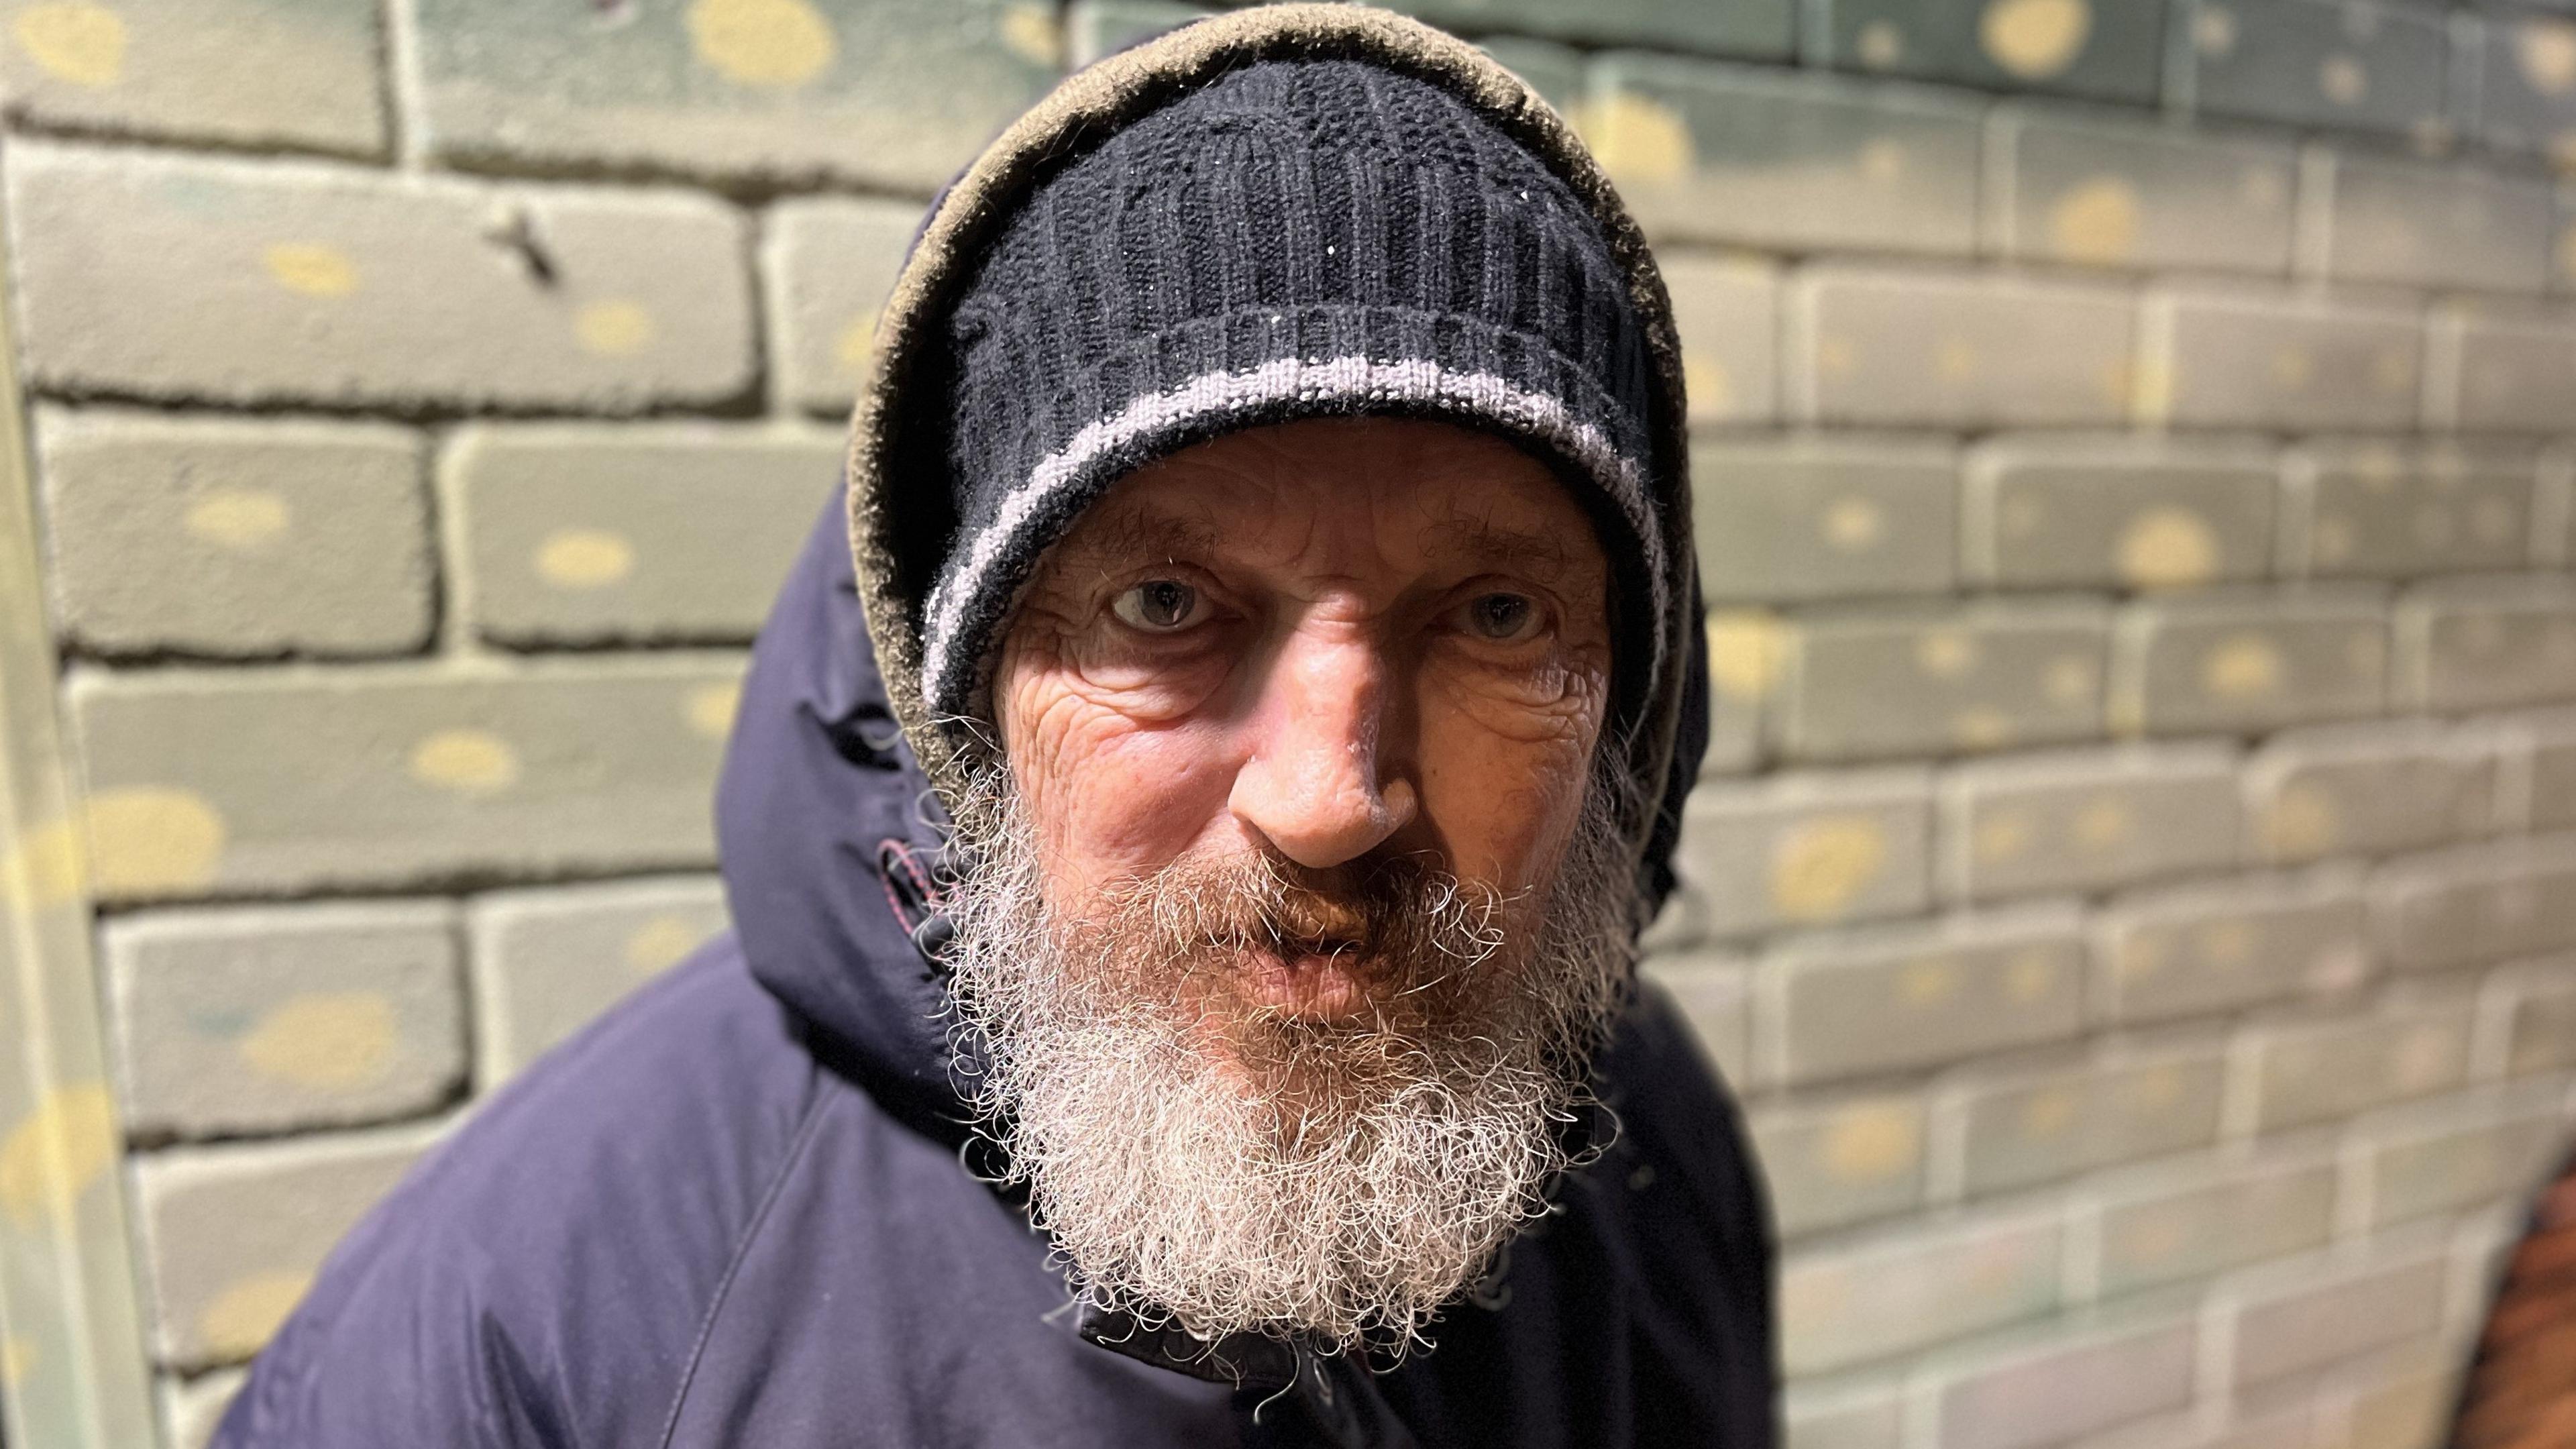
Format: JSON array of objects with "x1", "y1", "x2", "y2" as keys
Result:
[{"x1": 937, "y1": 766, "x2": 1640, "y2": 1356}]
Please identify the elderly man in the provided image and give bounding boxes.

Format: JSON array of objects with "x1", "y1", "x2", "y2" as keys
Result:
[{"x1": 217, "y1": 7, "x2": 1772, "y2": 1446}]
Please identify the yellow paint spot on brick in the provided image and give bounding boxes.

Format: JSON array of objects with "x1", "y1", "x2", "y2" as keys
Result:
[
  {"x1": 1915, "y1": 629, "x2": 1977, "y2": 679},
  {"x1": 535, "y1": 529, "x2": 635, "y2": 590},
  {"x1": 2195, "y1": 5, "x2": 2237, "y2": 58},
  {"x1": 1820, "y1": 496, "x2": 1883, "y2": 553},
  {"x1": 1982, "y1": 0, "x2": 2090, "y2": 78},
  {"x1": 0, "y1": 1334, "x2": 31, "y2": 1391},
  {"x1": 836, "y1": 309, "x2": 880, "y2": 374},
  {"x1": 2074, "y1": 796, "x2": 2132, "y2": 851},
  {"x1": 2518, "y1": 20, "x2": 2576, "y2": 95},
  {"x1": 2394, "y1": 1028, "x2": 2453, "y2": 1092},
  {"x1": 184, "y1": 487, "x2": 289, "y2": 551},
  {"x1": 2312, "y1": 514, "x2": 2357, "y2": 566},
  {"x1": 409, "y1": 729, "x2": 518, "y2": 794},
  {"x1": 2118, "y1": 936, "x2": 2165, "y2": 981},
  {"x1": 0, "y1": 815, "x2": 83, "y2": 915},
  {"x1": 1856, "y1": 139, "x2": 1907, "y2": 184},
  {"x1": 1705, "y1": 612, "x2": 1783, "y2": 702},
  {"x1": 2000, "y1": 494, "x2": 2045, "y2": 541},
  {"x1": 2043, "y1": 654, "x2": 2096, "y2": 707},
  {"x1": 2551, "y1": 133, "x2": 2576, "y2": 176},
  {"x1": 1934, "y1": 338, "x2": 1980, "y2": 384},
  {"x1": 1856, "y1": 20, "x2": 1904, "y2": 68},
  {"x1": 239, "y1": 993, "x2": 396, "y2": 1091},
  {"x1": 2048, "y1": 176, "x2": 2139, "y2": 264},
  {"x1": 2202, "y1": 635, "x2": 2283, "y2": 699},
  {"x1": 2097, "y1": 356, "x2": 2135, "y2": 409},
  {"x1": 2270, "y1": 346, "x2": 2313, "y2": 389},
  {"x1": 2320, "y1": 53, "x2": 2369, "y2": 107},
  {"x1": 625, "y1": 915, "x2": 708, "y2": 975},
  {"x1": 2200, "y1": 920, "x2": 2255, "y2": 967},
  {"x1": 197, "y1": 1271, "x2": 311, "y2": 1360},
  {"x1": 1900, "y1": 958, "x2": 1960, "y2": 1006},
  {"x1": 999, "y1": 1, "x2": 1059, "y2": 67},
  {"x1": 13, "y1": 2, "x2": 124, "y2": 87},
  {"x1": 1573, "y1": 93, "x2": 1693, "y2": 186},
  {"x1": 0, "y1": 1083, "x2": 115, "y2": 1229},
  {"x1": 2121, "y1": 1214, "x2": 2184, "y2": 1263},
  {"x1": 82, "y1": 787, "x2": 223, "y2": 896},
  {"x1": 264, "y1": 242, "x2": 357, "y2": 298},
  {"x1": 574, "y1": 300, "x2": 655, "y2": 357},
  {"x1": 2264, "y1": 784, "x2": 2339, "y2": 857},
  {"x1": 684, "y1": 680, "x2": 742, "y2": 740},
  {"x1": 1681, "y1": 353, "x2": 1738, "y2": 421},
  {"x1": 2239, "y1": 165, "x2": 2287, "y2": 209},
  {"x1": 2020, "y1": 1087, "x2": 2078, "y2": 1138},
  {"x1": 1815, "y1": 335, "x2": 1858, "y2": 380},
  {"x1": 688, "y1": 0, "x2": 835, "y2": 88},
  {"x1": 1823, "y1": 1106, "x2": 1917, "y2": 1181},
  {"x1": 1951, "y1": 709, "x2": 2015, "y2": 749},
  {"x1": 1769, "y1": 816, "x2": 1886, "y2": 922},
  {"x1": 1974, "y1": 811, "x2": 2032, "y2": 865},
  {"x1": 2116, "y1": 506, "x2": 2219, "y2": 588}
]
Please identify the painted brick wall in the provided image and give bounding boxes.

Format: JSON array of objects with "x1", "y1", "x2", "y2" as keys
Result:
[{"x1": 1, "y1": 1, "x2": 2573, "y2": 1446}]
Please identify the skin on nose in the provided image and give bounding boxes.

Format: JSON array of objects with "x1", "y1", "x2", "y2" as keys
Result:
[{"x1": 1227, "y1": 615, "x2": 1419, "y2": 869}]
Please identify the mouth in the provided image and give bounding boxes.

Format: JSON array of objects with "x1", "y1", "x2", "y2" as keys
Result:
[{"x1": 1236, "y1": 937, "x2": 1376, "y2": 1021}]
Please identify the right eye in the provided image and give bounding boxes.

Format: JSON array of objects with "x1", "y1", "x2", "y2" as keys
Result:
[{"x1": 1110, "y1": 579, "x2": 1205, "y2": 633}]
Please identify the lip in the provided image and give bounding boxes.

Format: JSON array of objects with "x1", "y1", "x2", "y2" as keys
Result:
[{"x1": 1236, "y1": 944, "x2": 1375, "y2": 1021}]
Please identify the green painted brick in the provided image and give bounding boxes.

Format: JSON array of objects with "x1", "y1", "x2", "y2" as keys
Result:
[
  {"x1": 2235, "y1": 1006, "x2": 2473, "y2": 1135},
  {"x1": 2093, "y1": 869, "x2": 2369, "y2": 1026},
  {"x1": 765, "y1": 195, "x2": 926, "y2": 416},
  {"x1": 2183, "y1": 0, "x2": 2451, "y2": 142},
  {"x1": 1756, "y1": 904, "x2": 2088, "y2": 1086},
  {"x1": 0, "y1": 0, "x2": 384, "y2": 156},
  {"x1": 2215, "y1": 1249, "x2": 2449, "y2": 1389},
  {"x1": 2527, "y1": 710, "x2": 2576, "y2": 833},
  {"x1": 1776, "y1": 599, "x2": 2108, "y2": 761},
  {"x1": 470, "y1": 876, "x2": 730, "y2": 1085},
  {"x1": 2351, "y1": 1098, "x2": 2563, "y2": 1229},
  {"x1": 1814, "y1": 0, "x2": 2167, "y2": 104},
  {"x1": 1936, "y1": 1049, "x2": 2227, "y2": 1199},
  {"x1": 2079, "y1": 1157, "x2": 2337, "y2": 1297},
  {"x1": 1985, "y1": 106, "x2": 2298, "y2": 274},
  {"x1": 1381, "y1": 0, "x2": 1792, "y2": 56},
  {"x1": 2110, "y1": 589, "x2": 2389, "y2": 738},
  {"x1": 1752, "y1": 1093, "x2": 1926, "y2": 1237},
  {"x1": 1678, "y1": 767, "x2": 1933, "y2": 938},
  {"x1": 1663, "y1": 252, "x2": 1779, "y2": 430},
  {"x1": 2242, "y1": 720, "x2": 2492, "y2": 867},
  {"x1": 2324, "y1": 155, "x2": 2556, "y2": 296},
  {"x1": 1784, "y1": 1380, "x2": 1904, "y2": 1449},
  {"x1": 1793, "y1": 268, "x2": 2137, "y2": 427},
  {"x1": 2292, "y1": 443, "x2": 2537, "y2": 581},
  {"x1": 2441, "y1": 310, "x2": 2576, "y2": 433},
  {"x1": 1964, "y1": 436, "x2": 2276, "y2": 594},
  {"x1": 404, "y1": 0, "x2": 1060, "y2": 190},
  {"x1": 1916, "y1": 1315, "x2": 2199, "y2": 1449},
  {"x1": 2473, "y1": 13, "x2": 2576, "y2": 166},
  {"x1": 2372, "y1": 837, "x2": 2576, "y2": 974},
  {"x1": 1469, "y1": 36, "x2": 1585, "y2": 112},
  {"x1": 1693, "y1": 437, "x2": 1956, "y2": 605},
  {"x1": 1639, "y1": 948, "x2": 1751, "y2": 1085},
  {"x1": 2149, "y1": 290, "x2": 2424, "y2": 431},
  {"x1": 1065, "y1": 0, "x2": 1208, "y2": 66},
  {"x1": 1938, "y1": 743, "x2": 2243, "y2": 904},
  {"x1": 1778, "y1": 1212, "x2": 2063, "y2": 1375},
  {"x1": 2505, "y1": 973, "x2": 2576, "y2": 1076},
  {"x1": 2394, "y1": 578, "x2": 2576, "y2": 714}
]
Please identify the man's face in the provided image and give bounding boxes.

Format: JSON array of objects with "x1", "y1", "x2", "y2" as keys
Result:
[{"x1": 938, "y1": 417, "x2": 1636, "y2": 1354}]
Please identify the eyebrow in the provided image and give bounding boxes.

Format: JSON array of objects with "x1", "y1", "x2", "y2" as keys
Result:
[
  {"x1": 1046, "y1": 506, "x2": 1222, "y2": 574},
  {"x1": 1417, "y1": 512, "x2": 1580, "y2": 581}
]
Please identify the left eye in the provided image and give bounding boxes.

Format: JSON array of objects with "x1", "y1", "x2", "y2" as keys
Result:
[
  {"x1": 1462, "y1": 592, "x2": 1540, "y2": 642},
  {"x1": 1111, "y1": 579, "x2": 1206, "y2": 632}
]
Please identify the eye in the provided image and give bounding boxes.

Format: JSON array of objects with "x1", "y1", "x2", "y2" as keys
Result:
[
  {"x1": 1111, "y1": 578, "x2": 1206, "y2": 633},
  {"x1": 1461, "y1": 591, "x2": 1541, "y2": 643}
]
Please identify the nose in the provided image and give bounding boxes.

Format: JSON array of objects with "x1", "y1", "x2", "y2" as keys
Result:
[{"x1": 1228, "y1": 621, "x2": 1419, "y2": 869}]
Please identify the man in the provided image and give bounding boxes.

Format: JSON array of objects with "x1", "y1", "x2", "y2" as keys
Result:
[{"x1": 217, "y1": 7, "x2": 1772, "y2": 1446}]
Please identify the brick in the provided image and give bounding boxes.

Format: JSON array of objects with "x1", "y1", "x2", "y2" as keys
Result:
[
  {"x1": 1582, "y1": 54, "x2": 1981, "y2": 256},
  {"x1": 2524, "y1": 710, "x2": 2576, "y2": 832},
  {"x1": 1916, "y1": 1316, "x2": 2198, "y2": 1449},
  {"x1": 2471, "y1": 13, "x2": 2576, "y2": 167},
  {"x1": 2110, "y1": 590, "x2": 2388, "y2": 738},
  {"x1": 470, "y1": 876, "x2": 729, "y2": 1085},
  {"x1": 2184, "y1": 0, "x2": 2451, "y2": 142},
  {"x1": 2072, "y1": 1403, "x2": 2321, "y2": 1449},
  {"x1": 1468, "y1": 38, "x2": 1585, "y2": 112},
  {"x1": 162, "y1": 1368, "x2": 245, "y2": 1449},
  {"x1": 450, "y1": 424, "x2": 838, "y2": 647},
  {"x1": 0, "y1": 0, "x2": 383, "y2": 156},
  {"x1": 2326, "y1": 1340, "x2": 2463, "y2": 1449},
  {"x1": 1395, "y1": 0, "x2": 1791, "y2": 56},
  {"x1": 1813, "y1": 0, "x2": 2166, "y2": 103},
  {"x1": 2349, "y1": 1097, "x2": 2563, "y2": 1229},
  {"x1": 36, "y1": 411, "x2": 433, "y2": 659},
  {"x1": 2212, "y1": 1250, "x2": 2449, "y2": 1389},
  {"x1": 2438, "y1": 309, "x2": 2576, "y2": 433},
  {"x1": 1776, "y1": 600, "x2": 2108, "y2": 761},
  {"x1": 1936, "y1": 1049, "x2": 2228, "y2": 1198},
  {"x1": 103, "y1": 903, "x2": 465, "y2": 1140},
  {"x1": 2243, "y1": 721, "x2": 2491, "y2": 867},
  {"x1": 2078, "y1": 1157, "x2": 2337, "y2": 1297},
  {"x1": 2323, "y1": 155, "x2": 2556, "y2": 295},
  {"x1": 1784, "y1": 1379, "x2": 1902, "y2": 1449},
  {"x1": 1678, "y1": 768, "x2": 1933, "y2": 938},
  {"x1": 2147, "y1": 290, "x2": 2423, "y2": 431},
  {"x1": 5, "y1": 144, "x2": 755, "y2": 411},
  {"x1": 2235, "y1": 1006, "x2": 2473, "y2": 1135},
  {"x1": 69, "y1": 657, "x2": 743, "y2": 900},
  {"x1": 2290, "y1": 443, "x2": 2538, "y2": 581},
  {"x1": 1756, "y1": 904, "x2": 2086, "y2": 1086},
  {"x1": 1986, "y1": 107, "x2": 2297, "y2": 274},
  {"x1": 2504, "y1": 971, "x2": 2576, "y2": 1076},
  {"x1": 1939, "y1": 743, "x2": 2243, "y2": 903},
  {"x1": 1750, "y1": 1093, "x2": 1925, "y2": 1238},
  {"x1": 2095, "y1": 870, "x2": 2369, "y2": 1026},
  {"x1": 764, "y1": 195, "x2": 925, "y2": 417},
  {"x1": 2393, "y1": 578, "x2": 2576, "y2": 714},
  {"x1": 1691, "y1": 437, "x2": 1955, "y2": 604},
  {"x1": 1701, "y1": 610, "x2": 1773, "y2": 777},
  {"x1": 135, "y1": 1126, "x2": 437, "y2": 1369},
  {"x1": 1663, "y1": 252, "x2": 1778, "y2": 429},
  {"x1": 1778, "y1": 1213, "x2": 2062, "y2": 1375},
  {"x1": 2375, "y1": 837, "x2": 2576, "y2": 974},
  {"x1": 1964, "y1": 436, "x2": 2276, "y2": 594},
  {"x1": 1065, "y1": 1, "x2": 1208, "y2": 67},
  {"x1": 1638, "y1": 948, "x2": 1750, "y2": 1085},
  {"x1": 1790, "y1": 268, "x2": 2137, "y2": 427},
  {"x1": 405, "y1": 0, "x2": 1057, "y2": 191}
]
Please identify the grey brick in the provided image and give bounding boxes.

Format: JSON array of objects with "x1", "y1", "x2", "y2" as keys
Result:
[
  {"x1": 1964, "y1": 436, "x2": 2277, "y2": 593},
  {"x1": 2110, "y1": 590, "x2": 2388, "y2": 737},
  {"x1": 2073, "y1": 1403, "x2": 2320, "y2": 1449},
  {"x1": 1756, "y1": 904, "x2": 2087, "y2": 1086},
  {"x1": 1813, "y1": 0, "x2": 2166, "y2": 103},
  {"x1": 1790, "y1": 268, "x2": 2137, "y2": 427},
  {"x1": 1986, "y1": 107, "x2": 2297, "y2": 274},
  {"x1": 2078, "y1": 1157, "x2": 2337, "y2": 1297},
  {"x1": 2094, "y1": 869, "x2": 2369, "y2": 1025},
  {"x1": 1584, "y1": 54, "x2": 1981, "y2": 256},
  {"x1": 1395, "y1": 0, "x2": 1791, "y2": 56},
  {"x1": 1939, "y1": 743, "x2": 2243, "y2": 903},
  {"x1": 2438, "y1": 309, "x2": 2576, "y2": 433},
  {"x1": 1776, "y1": 599, "x2": 2108, "y2": 761},
  {"x1": 161, "y1": 1368, "x2": 245, "y2": 1449},
  {"x1": 103, "y1": 903, "x2": 464, "y2": 1140},
  {"x1": 1678, "y1": 768, "x2": 1933, "y2": 938},
  {"x1": 1468, "y1": 38, "x2": 1585, "y2": 113},
  {"x1": 68, "y1": 657, "x2": 743, "y2": 900},
  {"x1": 2349, "y1": 1096, "x2": 2564, "y2": 1229},
  {"x1": 1936, "y1": 1049, "x2": 2228, "y2": 1198},
  {"x1": 763, "y1": 195, "x2": 925, "y2": 417},
  {"x1": 2243, "y1": 720, "x2": 2492, "y2": 866},
  {"x1": 2290, "y1": 443, "x2": 2538, "y2": 581},
  {"x1": 450, "y1": 425, "x2": 837, "y2": 647},
  {"x1": 2504, "y1": 971, "x2": 2576, "y2": 1076},
  {"x1": 1638, "y1": 949, "x2": 1750, "y2": 1085},
  {"x1": 1664, "y1": 252, "x2": 1779, "y2": 429},
  {"x1": 405, "y1": 0, "x2": 1057, "y2": 190},
  {"x1": 2147, "y1": 290, "x2": 2424, "y2": 431},
  {"x1": 0, "y1": 0, "x2": 383, "y2": 155},
  {"x1": 2234, "y1": 1005, "x2": 2473, "y2": 1135},
  {"x1": 136, "y1": 1125, "x2": 437, "y2": 1369},
  {"x1": 1751, "y1": 1093, "x2": 1925, "y2": 1237},
  {"x1": 2324, "y1": 1340, "x2": 2464, "y2": 1449},
  {"x1": 36, "y1": 410, "x2": 433, "y2": 659},
  {"x1": 470, "y1": 876, "x2": 729, "y2": 1085},
  {"x1": 2524, "y1": 710, "x2": 2576, "y2": 832},
  {"x1": 2184, "y1": 0, "x2": 2451, "y2": 142},
  {"x1": 1692, "y1": 437, "x2": 1955, "y2": 604},
  {"x1": 2212, "y1": 1249, "x2": 2449, "y2": 1389},
  {"x1": 1065, "y1": 1, "x2": 1208, "y2": 67},
  {"x1": 5, "y1": 144, "x2": 755, "y2": 411},
  {"x1": 1784, "y1": 1380, "x2": 1903, "y2": 1449},
  {"x1": 2393, "y1": 578, "x2": 2576, "y2": 714},
  {"x1": 2470, "y1": 13, "x2": 2576, "y2": 166},
  {"x1": 1701, "y1": 610, "x2": 1772, "y2": 776},
  {"x1": 1916, "y1": 1316, "x2": 2198, "y2": 1449},
  {"x1": 2323, "y1": 155, "x2": 2556, "y2": 295},
  {"x1": 2373, "y1": 837, "x2": 2576, "y2": 974},
  {"x1": 1779, "y1": 1213, "x2": 2063, "y2": 1375}
]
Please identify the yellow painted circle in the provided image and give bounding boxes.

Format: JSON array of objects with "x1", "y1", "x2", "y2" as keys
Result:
[
  {"x1": 2201, "y1": 635, "x2": 2284, "y2": 699},
  {"x1": 1856, "y1": 21, "x2": 1904, "y2": 68},
  {"x1": 535, "y1": 529, "x2": 635, "y2": 589},
  {"x1": 184, "y1": 487, "x2": 290, "y2": 550},
  {"x1": 2115, "y1": 506, "x2": 2220, "y2": 588},
  {"x1": 684, "y1": 680, "x2": 743, "y2": 740},
  {"x1": 1914, "y1": 629, "x2": 1977, "y2": 679},
  {"x1": 2320, "y1": 54, "x2": 2369, "y2": 107},
  {"x1": 409, "y1": 729, "x2": 519, "y2": 794},
  {"x1": 1572, "y1": 93, "x2": 1693, "y2": 186},
  {"x1": 0, "y1": 1082, "x2": 116, "y2": 1229},
  {"x1": 1822, "y1": 1108, "x2": 1917, "y2": 1181},
  {"x1": 2047, "y1": 176, "x2": 2141, "y2": 264},
  {"x1": 1768, "y1": 816, "x2": 1887, "y2": 922},
  {"x1": 1820, "y1": 497, "x2": 1884, "y2": 553},
  {"x1": 1705, "y1": 612, "x2": 1782, "y2": 701},
  {"x1": 81, "y1": 786, "x2": 224, "y2": 896},
  {"x1": 2518, "y1": 21, "x2": 2576, "y2": 95},
  {"x1": 574, "y1": 300, "x2": 655, "y2": 357},
  {"x1": 625, "y1": 915, "x2": 710, "y2": 975},
  {"x1": 198, "y1": 1271, "x2": 313, "y2": 1360},
  {"x1": 1982, "y1": 0, "x2": 2091, "y2": 79},
  {"x1": 688, "y1": 0, "x2": 837, "y2": 88},
  {"x1": 835, "y1": 309, "x2": 880, "y2": 372},
  {"x1": 239, "y1": 993, "x2": 397, "y2": 1090},
  {"x1": 263, "y1": 242, "x2": 358, "y2": 298},
  {"x1": 13, "y1": 1, "x2": 123, "y2": 87},
  {"x1": 998, "y1": 2, "x2": 1059, "y2": 67}
]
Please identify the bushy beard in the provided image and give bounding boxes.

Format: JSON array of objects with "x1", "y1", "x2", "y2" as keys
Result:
[{"x1": 938, "y1": 766, "x2": 1640, "y2": 1357}]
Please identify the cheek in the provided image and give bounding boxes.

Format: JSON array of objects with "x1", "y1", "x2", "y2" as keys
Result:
[
  {"x1": 1411, "y1": 671, "x2": 1605, "y2": 895},
  {"x1": 1002, "y1": 648, "x2": 1241, "y2": 896}
]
